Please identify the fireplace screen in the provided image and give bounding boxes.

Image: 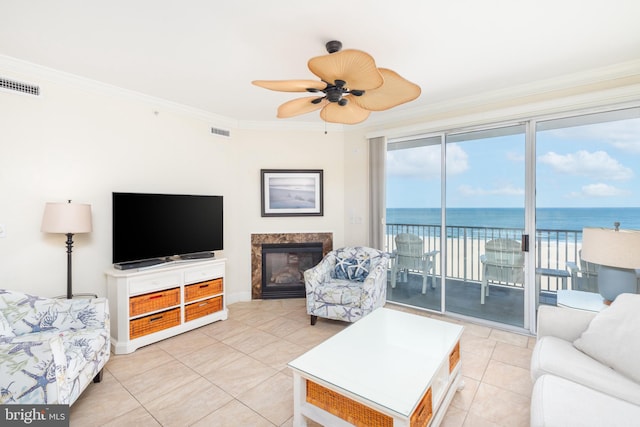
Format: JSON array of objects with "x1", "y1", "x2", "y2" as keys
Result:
[{"x1": 261, "y1": 242, "x2": 323, "y2": 299}]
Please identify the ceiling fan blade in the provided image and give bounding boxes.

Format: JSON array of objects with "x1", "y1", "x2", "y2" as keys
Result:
[
  {"x1": 252, "y1": 80, "x2": 327, "y2": 92},
  {"x1": 308, "y1": 49, "x2": 384, "y2": 90},
  {"x1": 351, "y1": 68, "x2": 421, "y2": 111},
  {"x1": 320, "y1": 97, "x2": 371, "y2": 124},
  {"x1": 277, "y1": 96, "x2": 327, "y2": 118}
]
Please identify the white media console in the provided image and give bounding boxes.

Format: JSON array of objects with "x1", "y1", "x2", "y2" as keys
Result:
[{"x1": 106, "y1": 258, "x2": 227, "y2": 354}]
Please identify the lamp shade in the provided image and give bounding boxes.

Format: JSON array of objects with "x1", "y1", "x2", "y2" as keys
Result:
[
  {"x1": 41, "y1": 202, "x2": 93, "y2": 234},
  {"x1": 581, "y1": 227, "x2": 640, "y2": 269}
]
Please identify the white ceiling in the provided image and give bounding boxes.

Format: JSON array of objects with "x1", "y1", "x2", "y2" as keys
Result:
[{"x1": 1, "y1": 0, "x2": 639, "y2": 125}]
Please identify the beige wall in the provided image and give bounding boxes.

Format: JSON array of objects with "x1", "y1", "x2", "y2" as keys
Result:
[
  {"x1": 0, "y1": 62, "x2": 362, "y2": 302},
  {"x1": 2, "y1": 58, "x2": 639, "y2": 302}
]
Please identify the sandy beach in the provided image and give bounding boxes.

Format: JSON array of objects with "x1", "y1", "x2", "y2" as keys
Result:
[{"x1": 385, "y1": 234, "x2": 581, "y2": 292}]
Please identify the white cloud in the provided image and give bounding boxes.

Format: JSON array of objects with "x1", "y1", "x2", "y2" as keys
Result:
[
  {"x1": 538, "y1": 150, "x2": 633, "y2": 180},
  {"x1": 550, "y1": 119, "x2": 640, "y2": 154},
  {"x1": 458, "y1": 183, "x2": 524, "y2": 197},
  {"x1": 387, "y1": 144, "x2": 468, "y2": 179},
  {"x1": 568, "y1": 183, "x2": 631, "y2": 198}
]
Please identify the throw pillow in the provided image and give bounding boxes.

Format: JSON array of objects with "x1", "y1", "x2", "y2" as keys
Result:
[
  {"x1": 573, "y1": 293, "x2": 640, "y2": 383},
  {"x1": 334, "y1": 257, "x2": 355, "y2": 280},
  {"x1": 333, "y1": 256, "x2": 371, "y2": 282},
  {"x1": 348, "y1": 257, "x2": 371, "y2": 282}
]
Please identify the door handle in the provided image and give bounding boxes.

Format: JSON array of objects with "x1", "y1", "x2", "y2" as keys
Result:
[{"x1": 521, "y1": 234, "x2": 529, "y2": 252}]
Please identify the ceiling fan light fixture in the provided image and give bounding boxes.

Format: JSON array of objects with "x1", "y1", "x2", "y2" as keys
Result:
[{"x1": 253, "y1": 41, "x2": 421, "y2": 124}]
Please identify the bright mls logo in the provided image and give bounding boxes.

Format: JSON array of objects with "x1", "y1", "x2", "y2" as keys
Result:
[{"x1": 1, "y1": 405, "x2": 68, "y2": 426}]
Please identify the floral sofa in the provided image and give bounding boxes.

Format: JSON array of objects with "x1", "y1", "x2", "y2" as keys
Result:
[
  {"x1": 304, "y1": 246, "x2": 390, "y2": 325},
  {"x1": 0, "y1": 289, "x2": 110, "y2": 405}
]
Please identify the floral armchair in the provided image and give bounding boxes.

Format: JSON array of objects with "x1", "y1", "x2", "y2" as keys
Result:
[
  {"x1": 304, "y1": 246, "x2": 390, "y2": 325},
  {"x1": 0, "y1": 289, "x2": 110, "y2": 405}
]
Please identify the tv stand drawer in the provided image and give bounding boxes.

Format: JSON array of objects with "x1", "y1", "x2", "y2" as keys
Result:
[
  {"x1": 129, "y1": 308, "x2": 180, "y2": 339},
  {"x1": 185, "y1": 278, "x2": 223, "y2": 302},
  {"x1": 185, "y1": 296, "x2": 223, "y2": 322},
  {"x1": 129, "y1": 273, "x2": 181, "y2": 296},
  {"x1": 129, "y1": 287, "x2": 180, "y2": 317}
]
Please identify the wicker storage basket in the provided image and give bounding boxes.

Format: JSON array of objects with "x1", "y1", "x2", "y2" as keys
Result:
[
  {"x1": 306, "y1": 380, "x2": 393, "y2": 427},
  {"x1": 185, "y1": 278, "x2": 223, "y2": 302},
  {"x1": 185, "y1": 296, "x2": 223, "y2": 322},
  {"x1": 129, "y1": 307, "x2": 180, "y2": 339},
  {"x1": 449, "y1": 341, "x2": 461, "y2": 372},
  {"x1": 410, "y1": 387, "x2": 433, "y2": 427},
  {"x1": 129, "y1": 287, "x2": 180, "y2": 317}
]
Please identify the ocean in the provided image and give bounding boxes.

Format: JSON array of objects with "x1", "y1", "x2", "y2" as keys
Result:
[{"x1": 386, "y1": 207, "x2": 640, "y2": 231}]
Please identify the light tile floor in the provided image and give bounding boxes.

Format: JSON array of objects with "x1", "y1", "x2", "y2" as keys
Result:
[{"x1": 70, "y1": 299, "x2": 535, "y2": 426}]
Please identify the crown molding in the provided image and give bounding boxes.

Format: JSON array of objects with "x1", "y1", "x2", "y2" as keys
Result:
[
  {"x1": 3, "y1": 54, "x2": 639, "y2": 136},
  {"x1": 364, "y1": 60, "x2": 640, "y2": 139}
]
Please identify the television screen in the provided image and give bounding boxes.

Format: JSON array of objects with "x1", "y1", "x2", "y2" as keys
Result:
[{"x1": 112, "y1": 192, "x2": 223, "y2": 265}]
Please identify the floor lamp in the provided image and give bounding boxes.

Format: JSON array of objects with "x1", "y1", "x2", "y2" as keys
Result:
[
  {"x1": 581, "y1": 225, "x2": 640, "y2": 304},
  {"x1": 41, "y1": 200, "x2": 93, "y2": 299}
]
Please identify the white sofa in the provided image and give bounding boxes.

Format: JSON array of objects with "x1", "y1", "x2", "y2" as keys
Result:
[
  {"x1": 0, "y1": 289, "x2": 110, "y2": 405},
  {"x1": 530, "y1": 293, "x2": 640, "y2": 426}
]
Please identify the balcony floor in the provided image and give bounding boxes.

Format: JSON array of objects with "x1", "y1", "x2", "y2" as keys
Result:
[{"x1": 387, "y1": 273, "x2": 556, "y2": 328}]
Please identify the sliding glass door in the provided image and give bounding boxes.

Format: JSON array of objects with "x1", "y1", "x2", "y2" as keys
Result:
[
  {"x1": 444, "y1": 125, "x2": 527, "y2": 327},
  {"x1": 386, "y1": 135, "x2": 442, "y2": 311},
  {"x1": 384, "y1": 105, "x2": 639, "y2": 332}
]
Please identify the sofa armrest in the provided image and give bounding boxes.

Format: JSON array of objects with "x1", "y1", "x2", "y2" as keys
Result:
[{"x1": 537, "y1": 305, "x2": 596, "y2": 341}]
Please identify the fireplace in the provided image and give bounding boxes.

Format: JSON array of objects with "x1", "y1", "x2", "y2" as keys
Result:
[
  {"x1": 251, "y1": 232, "x2": 333, "y2": 299},
  {"x1": 261, "y1": 242, "x2": 323, "y2": 299}
]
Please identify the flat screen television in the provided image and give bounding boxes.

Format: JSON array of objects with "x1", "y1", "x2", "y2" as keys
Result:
[{"x1": 112, "y1": 192, "x2": 223, "y2": 268}]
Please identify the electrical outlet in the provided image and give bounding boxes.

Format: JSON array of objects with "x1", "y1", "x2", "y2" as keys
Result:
[{"x1": 0, "y1": 224, "x2": 5, "y2": 238}]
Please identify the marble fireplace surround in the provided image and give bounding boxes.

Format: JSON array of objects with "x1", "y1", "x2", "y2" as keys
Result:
[{"x1": 251, "y1": 232, "x2": 333, "y2": 299}]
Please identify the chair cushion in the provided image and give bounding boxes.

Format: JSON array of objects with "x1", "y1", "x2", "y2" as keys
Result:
[
  {"x1": 573, "y1": 293, "x2": 640, "y2": 384},
  {"x1": 315, "y1": 280, "x2": 363, "y2": 305},
  {"x1": 531, "y1": 374, "x2": 640, "y2": 427}
]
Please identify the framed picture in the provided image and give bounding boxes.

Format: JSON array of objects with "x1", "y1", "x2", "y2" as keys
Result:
[{"x1": 261, "y1": 169, "x2": 323, "y2": 217}]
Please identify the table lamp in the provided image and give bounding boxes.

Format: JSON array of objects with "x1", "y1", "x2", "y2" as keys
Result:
[
  {"x1": 581, "y1": 224, "x2": 640, "y2": 304},
  {"x1": 41, "y1": 200, "x2": 93, "y2": 299}
]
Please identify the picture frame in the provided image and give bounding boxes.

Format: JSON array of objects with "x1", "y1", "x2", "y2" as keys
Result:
[{"x1": 261, "y1": 169, "x2": 323, "y2": 217}]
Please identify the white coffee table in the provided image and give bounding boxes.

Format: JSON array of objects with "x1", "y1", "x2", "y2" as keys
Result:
[{"x1": 288, "y1": 308, "x2": 464, "y2": 427}]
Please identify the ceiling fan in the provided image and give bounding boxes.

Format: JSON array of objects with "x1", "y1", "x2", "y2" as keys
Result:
[{"x1": 252, "y1": 40, "x2": 421, "y2": 124}]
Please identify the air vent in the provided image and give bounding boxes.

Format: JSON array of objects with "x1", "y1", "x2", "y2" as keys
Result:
[
  {"x1": 0, "y1": 77, "x2": 40, "y2": 96},
  {"x1": 211, "y1": 127, "x2": 230, "y2": 138}
]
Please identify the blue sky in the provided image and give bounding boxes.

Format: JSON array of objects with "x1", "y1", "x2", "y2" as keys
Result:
[{"x1": 387, "y1": 118, "x2": 640, "y2": 208}]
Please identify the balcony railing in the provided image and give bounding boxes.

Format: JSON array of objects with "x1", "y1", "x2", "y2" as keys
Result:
[{"x1": 385, "y1": 223, "x2": 583, "y2": 292}]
